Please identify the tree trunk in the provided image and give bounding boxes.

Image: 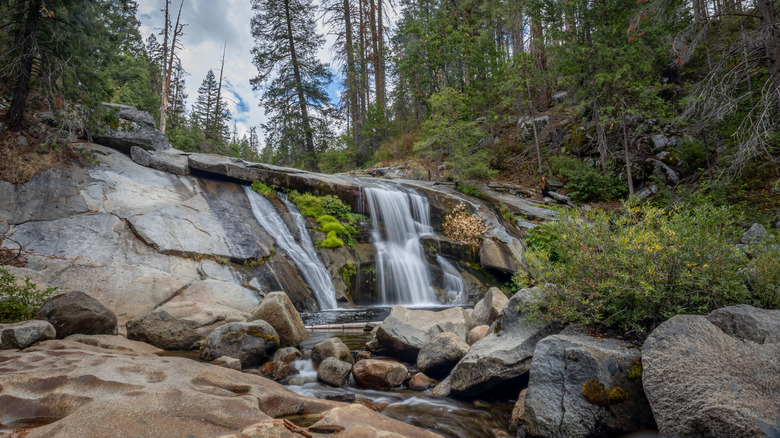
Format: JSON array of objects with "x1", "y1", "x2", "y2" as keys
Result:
[
  {"x1": 526, "y1": 78, "x2": 543, "y2": 175},
  {"x1": 344, "y1": 0, "x2": 364, "y2": 165},
  {"x1": 161, "y1": 0, "x2": 184, "y2": 134},
  {"x1": 375, "y1": 0, "x2": 385, "y2": 111},
  {"x1": 756, "y1": 0, "x2": 780, "y2": 116},
  {"x1": 530, "y1": 5, "x2": 550, "y2": 108},
  {"x1": 623, "y1": 115, "x2": 634, "y2": 195},
  {"x1": 214, "y1": 41, "x2": 226, "y2": 143},
  {"x1": 6, "y1": 0, "x2": 42, "y2": 129},
  {"x1": 284, "y1": 0, "x2": 318, "y2": 170}
]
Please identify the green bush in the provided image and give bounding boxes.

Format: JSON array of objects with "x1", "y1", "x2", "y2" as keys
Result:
[
  {"x1": 0, "y1": 265, "x2": 58, "y2": 322},
  {"x1": 251, "y1": 182, "x2": 276, "y2": 198},
  {"x1": 317, "y1": 231, "x2": 345, "y2": 248},
  {"x1": 548, "y1": 156, "x2": 626, "y2": 202},
  {"x1": 521, "y1": 203, "x2": 780, "y2": 337}
]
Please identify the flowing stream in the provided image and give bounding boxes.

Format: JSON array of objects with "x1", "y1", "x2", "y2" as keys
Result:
[
  {"x1": 436, "y1": 255, "x2": 467, "y2": 304},
  {"x1": 363, "y1": 183, "x2": 439, "y2": 305},
  {"x1": 244, "y1": 186, "x2": 338, "y2": 309}
]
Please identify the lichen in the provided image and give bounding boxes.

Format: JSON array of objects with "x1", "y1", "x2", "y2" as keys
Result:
[
  {"x1": 582, "y1": 378, "x2": 629, "y2": 407},
  {"x1": 608, "y1": 387, "x2": 629, "y2": 402}
]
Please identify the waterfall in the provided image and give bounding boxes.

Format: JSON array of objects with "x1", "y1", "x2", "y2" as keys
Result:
[
  {"x1": 364, "y1": 183, "x2": 438, "y2": 305},
  {"x1": 437, "y1": 256, "x2": 467, "y2": 305},
  {"x1": 244, "y1": 186, "x2": 338, "y2": 310}
]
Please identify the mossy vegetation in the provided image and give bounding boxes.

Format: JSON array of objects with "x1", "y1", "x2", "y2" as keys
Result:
[
  {"x1": 251, "y1": 181, "x2": 276, "y2": 198},
  {"x1": 627, "y1": 363, "x2": 643, "y2": 380},
  {"x1": 582, "y1": 378, "x2": 629, "y2": 407},
  {"x1": 317, "y1": 231, "x2": 345, "y2": 248},
  {"x1": 287, "y1": 190, "x2": 365, "y2": 248}
]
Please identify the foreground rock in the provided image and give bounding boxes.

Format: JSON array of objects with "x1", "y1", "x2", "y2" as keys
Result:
[
  {"x1": 200, "y1": 321, "x2": 280, "y2": 368},
  {"x1": 352, "y1": 359, "x2": 409, "y2": 390},
  {"x1": 35, "y1": 291, "x2": 117, "y2": 338},
  {"x1": 642, "y1": 314, "x2": 780, "y2": 438},
  {"x1": 706, "y1": 304, "x2": 780, "y2": 344},
  {"x1": 318, "y1": 357, "x2": 353, "y2": 387},
  {"x1": 127, "y1": 301, "x2": 249, "y2": 350},
  {"x1": 370, "y1": 306, "x2": 475, "y2": 361},
  {"x1": 64, "y1": 334, "x2": 163, "y2": 356},
  {"x1": 523, "y1": 334, "x2": 654, "y2": 438},
  {"x1": 249, "y1": 292, "x2": 306, "y2": 348},
  {"x1": 0, "y1": 320, "x2": 56, "y2": 349},
  {"x1": 471, "y1": 287, "x2": 509, "y2": 326},
  {"x1": 416, "y1": 332, "x2": 470, "y2": 380},
  {"x1": 449, "y1": 289, "x2": 560, "y2": 398},
  {"x1": 260, "y1": 360, "x2": 299, "y2": 381},
  {"x1": 311, "y1": 337, "x2": 354, "y2": 367},
  {"x1": 0, "y1": 340, "x2": 440, "y2": 437}
]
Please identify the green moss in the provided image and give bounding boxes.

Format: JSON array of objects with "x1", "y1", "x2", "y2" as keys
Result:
[
  {"x1": 317, "y1": 215, "x2": 339, "y2": 225},
  {"x1": 289, "y1": 192, "x2": 326, "y2": 217},
  {"x1": 582, "y1": 379, "x2": 610, "y2": 407},
  {"x1": 321, "y1": 221, "x2": 346, "y2": 235},
  {"x1": 627, "y1": 363, "x2": 643, "y2": 380},
  {"x1": 251, "y1": 182, "x2": 276, "y2": 198},
  {"x1": 608, "y1": 387, "x2": 629, "y2": 402},
  {"x1": 317, "y1": 231, "x2": 344, "y2": 248}
]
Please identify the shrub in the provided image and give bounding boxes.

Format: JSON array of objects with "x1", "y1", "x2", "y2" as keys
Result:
[
  {"x1": 548, "y1": 155, "x2": 626, "y2": 202},
  {"x1": 251, "y1": 182, "x2": 276, "y2": 198},
  {"x1": 521, "y1": 202, "x2": 780, "y2": 337},
  {"x1": 0, "y1": 265, "x2": 58, "y2": 322},
  {"x1": 443, "y1": 203, "x2": 487, "y2": 245}
]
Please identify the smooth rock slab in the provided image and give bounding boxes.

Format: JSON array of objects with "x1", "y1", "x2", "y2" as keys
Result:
[
  {"x1": 642, "y1": 315, "x2": 780, "y2": 438},
  {"x1": 523, "y1": 334, "x2": 654, "y2": 438},
  {"x1": 130, "y1": 146, "x2": 189, "y2": 175},
  {"x1": 352, "y1": 359, "x2": 409, "y2": 390},
  {"x1": 200, "y1": 321, "x2": 280, "y2": 368},
  {"x1": 35, "y1": 291, "x2": 117, "y2": 338},
  {"x1": 249, "y1": 292, "x2": 306, "y2": 348},
  {"x1": 64, "y1": 334, "x2": 162, "y2": 356},
  {"x1": 0, "y1": 320, "x2": 56, "y2": 349}
]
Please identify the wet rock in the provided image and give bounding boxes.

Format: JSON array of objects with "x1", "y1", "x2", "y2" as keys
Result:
[
  {"x1": 248, "y1": 292, "x2": 306, "y2": 348},
  {"x1": 449, "y1": 289, "x2": 561, "y2": 399},
  {"x1": 417, "y1": 332, "x2": 471, "y2": 380},
  {"x1": 479, "y1": 238, "x2": 521, "y2": 274},
  {"x1": 211, "y1": 355, "x2": 242, "y2": 371},
  {"x1": 130, "y1": 146, "x2": 189, "y2": 175},
  {"x1": 271, "y1": 347, "x2": 303, "y2": 363},
  {"x1": 431, "y1": 375, "x2": 452, "y2": 397},
  {"x1": 317, "y1": 357, "x2": 353, "y2": 387},
  {"x1": 706, "y1": 304, "x2": 780, "y2": 344},
  {"x1": 523, "y1": 334, "x2": 654, "y2": 438},
  {"x1": 36, "y1": 291, "x2": 117, "y2": 338},
  {"x1": 352, "y1": 359, "x2": 409, "y2": 390},
  {"x1": 93, "y1": 106, "x2": 170, "y2": 153},
  {"x1": 357, "y1": 350, "x2": 371, "y2": 360},
  {"x1": 64, "y1": 334, "x2": 162, "y2": 356},
  {"x1": 127, "y1": 301, "x2": 249, "y2": 350},
  {"x1": 472, "y1": 287, "x2": 509, "y2": 326},
  {"x1": 642, "y1": 314, "x2": 780, "y2": 438},
  {"x1": 261, "y1": 360, "x2": 299, "y2": 381},
  {"x1": 467, "y1": 325, "x2": 490, "y2": 345},
  {"x1": 200, "y1": 321, "x2": 280, "y2": 368},
  {"x1": 372, "y1": 306, "x2": 475, "y2": 361},
  {"x1": 420, "y1": 235, "x2": 481, "y2": 264},
  {"x1": 740, "y1": 223, "x2": 769, "y2": 245},
  {"x1": 0, "y1": 320, "x2": 56, "y2": 349},
  {"x1": 311, "y1": 337, "x2": 354, "y2": 367},
  {"x1": 409, "y1": 372, "x2": 437, "y2": 391}
]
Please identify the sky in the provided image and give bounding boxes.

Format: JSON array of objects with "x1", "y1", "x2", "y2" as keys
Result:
[{"x1": 135, "y1": 0, "x2": 342, "y2": 140}]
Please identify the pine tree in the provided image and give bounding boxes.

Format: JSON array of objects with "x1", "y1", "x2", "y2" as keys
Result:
[{"x1": 192, "y1": 69, "x2": 231, "y2": 150}]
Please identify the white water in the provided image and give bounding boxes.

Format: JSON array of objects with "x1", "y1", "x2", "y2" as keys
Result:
[
  {"x1": 244, "y1": 186, "x2": 338, "y2": 309},
  {"x1": 437, "y1": 256, "x2": 467, "y2": 304},
  {"x1": 364, "y1": 184, "x2": 438, "y2": 305}
]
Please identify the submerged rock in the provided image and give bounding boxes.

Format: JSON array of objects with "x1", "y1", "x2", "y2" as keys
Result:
[
  {"x1": 523, "y1": 334, "x2": 654, "y2": 438},
  {"x1": 642, "y1": 314, "x2": 780, "y2": 438},
  {"x1": 0, "y1": 320, "x2": 56, "y2": 349},
  {"x1": 416, "y1": 332, "x2": 470, "y2": 380},
  {"x1": 352, "y1": 359, "x2": 409, "y2": 390},
  {"x1": 200, "y1": 321, "x2": 280, "y2": 368},
  {"x1": 35, "y1": 291, "x2": 117, "y2": 338},
  {"x1": 249, "y1": 292, "x2": 306, "y2": 348}
]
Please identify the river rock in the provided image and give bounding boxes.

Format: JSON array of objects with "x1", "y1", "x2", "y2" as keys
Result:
[
  {"x1": 64, "y1": 334, "x2": 162, "y2": 356},
  {"x1": 249, "y1": 292, "x2": 306, "y2": 348},
  {"x1": 409, "y1": 372, "x2": 437, "y2": 391},
  {"x1": 740, "y1": 223, "x2": 769, "y2": 244},
  {"x1": 467, "y1": 325, "x2": 490, "y2": 345},
  {"x1": 642, "y1": 314, "x2": 780, "y2": 438},
  {"x1": 261, "y1": 360, "x2": 299, "y2": 381},
  {"x1": 35, "y1": 291, "x2": 117, "y2": 338},
  {"x1": 706, "y1": 304, "x2": 780, "y2": 344},
  {"x1": 200, "y1": 321, "x2": 280, "y2": 368},
  {"x1": 431, "y1": 375, "x2": 452, "y2": 397},
  {"x1": 479, "y1": 238, "x2": 520, "y2": 274},
  {"x1": 271, "y1": 347, "x2": 302, "y2": 363},
  {"x1": 311, "y1": 337, "x2": 353, "y2": 367},
  {"x1": 449, "y1": 289, "x2": 561, "y2": 398},
  {"x1": 126, "y1": 301, "x2": 249, "y2": 350},
  {"x1": 317, "y1": 357, "x2": 353, "y2": 387},
  {"x1": 211, "y1": 355, "x2": 242, "y2": 370},
  {"x1": 0, "y1": 339, "x2": 439, "y2": 438},
  {"x1": 130, "y1": 146, "x2": 189, "y2": 175},
  {"x1": 417, "y1": 332, "x2": 471, "y2": 379},
  {"x1": 510, "y1": 388, "x2": 528, "y2": 427},
  {"x1": 472, "y1": 287, "x2": 509, "y2": 326},
  {"x1": 0, "y1": 320, "x2": 56, "y2": 349},
  {"x1": 523, "y1": 334, "x2": 654, "y2": 438},
  {"x1": 372, "y1": 306, "x2": 475, "y2": 361},
  {"x1": 352, "y1": 359, "x2": 409, "y2": 390}
]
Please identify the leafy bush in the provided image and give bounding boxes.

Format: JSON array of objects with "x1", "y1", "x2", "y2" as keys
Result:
[
  {"x1": 0, "y1": 265, "x2": 58, "y2": 322},
  {"x1": 251, "y1": 182, "x2": 276, "y2": 198},
  {"x1": 443, "y1": 203, "x2": 487, "y2": 245},
  {"x1": 521, "y1": 203, "x2": 780, "y2": 337},
  {"x1": 548, "y1": 156, "x2": 626, "y2": 202},
  {"x1": 456, "y1": 182, "x2": 483, "y2": 198}
]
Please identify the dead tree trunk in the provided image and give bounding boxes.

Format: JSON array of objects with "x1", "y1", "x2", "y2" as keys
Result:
[{"x1": 6, "y1": 0, "x2": 42, "y2": 129}]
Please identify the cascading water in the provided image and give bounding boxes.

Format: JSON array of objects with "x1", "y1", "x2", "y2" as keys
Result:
[
  {"x1": 436, "y1": 256, "x2": 466, "y2": 305},
  {"x1": 244, "y1": 186, "x2": 338, "y2": 309},
  {"x1": 364, "y1": 183, "x2": 438, "y2": 305}
]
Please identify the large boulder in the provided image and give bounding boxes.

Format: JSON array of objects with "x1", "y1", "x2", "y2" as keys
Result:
[
  {"x1": 248, "y1": 292, "x2": 306, "y2": 348},
  {"x1": 311, "y1": 337, "x2": 353, "y2": 367},
  {"x1": 352, "y1": 359, "x2": 409, "y2": 390},
  {"x1": 449, "y1": 289, "x2": 561, "y2": 398},
  {"x1": 0, "y1": 320, "x2": 56, "y2": 349},
  {"x1": 200, "y1": 321, "x2": 280, "y2": 368},
  {"x1": 416, "y1": 332, "x2": 470, "y2": 380},
  {"x1": 472, "y1": 287, "x2": 509, "y2": 326},
  {"x1": 479, "y1": 238, "x2": 520, "y2": 274},
  {"x1": 523, "y1": 334, "x2": 654, "y2": 438},
  {"x1": 35, "y1": 291, "x2": 117, "y2": 338},
  {"x1": 706, "y1": 304, "x2": 780, "y2": 344},
  {"x1": 371, "y1": 306, "x2": 475, "y2": 361},
  {"x1": 126, "y1": 301, "x2": 249, "y2": 350},
  {"x1": 317, "y1": 357, "x2": 353, "y2": 387},
  {"x1": 0, "y1": 340, "x2": 439, "y2": 438},
  {"x1": 642, "y1": 314, "x2": 780, "y2": 438},
  {"x1": 93, "y1": 106, "x2": 171, "y2": 153}
]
